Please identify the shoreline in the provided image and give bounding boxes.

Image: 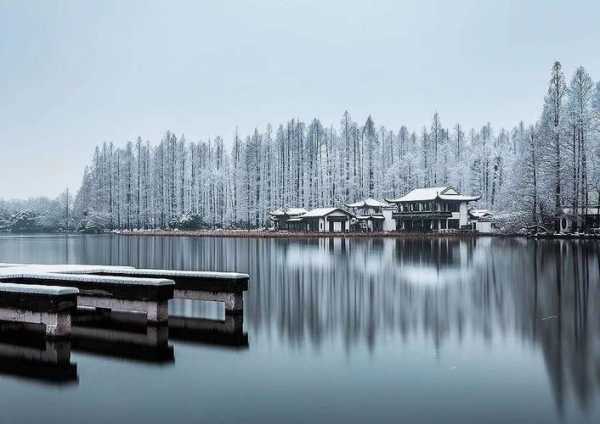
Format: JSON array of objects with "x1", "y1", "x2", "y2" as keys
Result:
[
  {"x1": 113, "y1": 230, "x2": 600, "y2": 240},
  {"x1": 3, "y1": 230, "x2": 599, "y2": 240},
  {"x1": 114, "y1": 229, "x2": 502, "y2": 239}
]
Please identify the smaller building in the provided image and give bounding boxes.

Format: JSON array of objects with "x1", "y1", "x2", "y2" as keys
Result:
[
  {"x1": 300, "y1": 208, "x2": 355, "y2": 233},
  {"x1": 345, "y1": 198, "x2": 392, "y2": 232},
  {"x1": 557, "y1": 207, "x2": 600, "y2": 233},
  {"x1": 468, "y1": 209, "x2": 495, "y2": 233},
  {"x1": 269, "y1": 208, "x2": 308, "y2": 231}
]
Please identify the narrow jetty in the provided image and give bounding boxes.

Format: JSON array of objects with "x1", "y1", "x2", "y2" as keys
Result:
[
  {"x1": 0, "y1": 271, "x2": 174, "y2": 323},
  {"x1": 92, "y1": 268, "x2": 249, "y2": 314},
  {"x1": 0, "y1": 263, "x2": 250, "y2": 315},
  {"x1": 0, "y1": 283, "x2": 78, "y2": 337}
]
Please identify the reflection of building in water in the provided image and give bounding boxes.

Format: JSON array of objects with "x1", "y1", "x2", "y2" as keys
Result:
[
  {"x1": 244, "y1": 237, "x2": 600, "y2": 415},
  {"x1": 247, "y1": 237, "x2": 488, "y2": 352},
  {"x1": 71, "y1": 310, "x2": 174, "y2": 364},
  {"x1": 0, "y1": 328, "x2": 78, "y2": 385},
  {"x1": 280, "y1": 237, "x2": 481, "y2": 286}
]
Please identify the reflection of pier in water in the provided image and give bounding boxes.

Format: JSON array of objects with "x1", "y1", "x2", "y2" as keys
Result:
[
  {"x1": 0, "y1": 327, "x2": 78, "y2": 385},
  {"x1": 169, "y1": 299, "x2": 248, "y2": 349},
  {"x1": 169, "y1": 315, "x2": 248, "y2": 349},
  {"x1": 71, "y1": 310, "x2": 174, "y2": 364}
]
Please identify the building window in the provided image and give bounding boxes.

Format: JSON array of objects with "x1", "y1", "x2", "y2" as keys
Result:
[{"x1": 448, "y1": 219, "x2": 459, "y2": 229}]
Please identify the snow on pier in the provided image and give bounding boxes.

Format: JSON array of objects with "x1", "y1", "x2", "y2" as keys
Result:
[
  {"x1": 0, "y1": 283, "x2": 78, "y2": 337},
  {"x1": 0, "y1": 263, "x2": 250, "y2": 331}
]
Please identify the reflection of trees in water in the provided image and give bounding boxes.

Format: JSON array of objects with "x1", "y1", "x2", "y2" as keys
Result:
[
  {"x1": 3, "y1": 235, "x2": 600, "y2": 412},
  {"x1": 473, "y1": 239, "x2": 600, "y2": 415},
  {"x1": 532, "y1": 241, "x2": 600, "y2": 414}
]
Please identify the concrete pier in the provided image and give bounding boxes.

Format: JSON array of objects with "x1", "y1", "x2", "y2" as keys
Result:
[
  {"x1": 0, "y1": 272, "x2": 174, "y2": 324},
  {"x1": 93, "y1": 268, "x2": 249, "y2": 314},
  {"x1": 0, "y1": 283, "x2": 78, "y2": 337},
  {"x1": 0, "y1": 263, "x2": 249, "y2": 316}
]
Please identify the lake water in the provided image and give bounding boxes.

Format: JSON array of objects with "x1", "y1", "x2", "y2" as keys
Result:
[{"x1": 0, "y1": 234, "x2": 599, "y2": 423}]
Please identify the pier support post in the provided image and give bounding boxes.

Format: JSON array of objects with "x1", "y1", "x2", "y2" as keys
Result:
[
  {"x1": 0, "y1": 309, "x2": 72, "y2": 338},
  {"x1": 146, "y1": 301, "x2": 169, "y2": 324},
  {"x1": 45, "y1": 312, "x2": 72, "y2": 338},
  {"x1": 224, "y1": 293, "x2": 243, "y2": 315}
]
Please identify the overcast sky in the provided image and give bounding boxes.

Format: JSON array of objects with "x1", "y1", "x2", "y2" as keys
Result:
[{"x1": 2, "y1": 0, "x2": 600, "y2": 199}]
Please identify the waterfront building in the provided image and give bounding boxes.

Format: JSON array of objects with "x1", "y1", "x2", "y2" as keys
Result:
[
  {"x1": 345, "y1": 198, "x2": 394, "y2": 232},
  {"x1": 269, "y1": 208, "x2": 308, "y2": 231},
  {"x1": 467, "y1": 209, "x2": 495, "y2": 233},
  {"x1": 300, "y1": 208, "x2": 355, "y2": 233},
  {"x1": 386, "y1": 187, "x2": 480, "y2": 232}
]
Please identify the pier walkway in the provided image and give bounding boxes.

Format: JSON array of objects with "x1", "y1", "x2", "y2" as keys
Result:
[{"x1": 0, "y1": 263, "x2": 249, "y2": 314}]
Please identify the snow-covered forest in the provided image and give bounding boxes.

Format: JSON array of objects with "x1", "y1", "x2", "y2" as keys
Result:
[
  {"x1": 64, "y1": 62, "x2": 599, "y2": 231},
  {"x1": 0, "y1": 192, "x2": 71, "y2": 232}
]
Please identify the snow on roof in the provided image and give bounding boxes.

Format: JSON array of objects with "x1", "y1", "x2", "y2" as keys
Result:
[
  {"x1": 356, "y1": 214, "x2": 384, "y2": 220},
  {"x1": 346, "y1": 198, "x2": 389, "y2": 208},
  {"x1": 386, "y1": 187, "x2": 480, "y2": 203},
  {"x1": 386, "y1": 187, "x2": 448, "y2": 202},
  {"x1": 302, "y1": 208, "x2": 354, "y2": 218},
  {"x1": 269, "y1": 208, "x2": 308, "y2": 217},
  {"x1": 439, "y1": 194, "x2": 481, "y2": 201}
]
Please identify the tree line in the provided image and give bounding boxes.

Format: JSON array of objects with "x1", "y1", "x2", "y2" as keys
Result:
[{"x1": 63, "y1": 61, "x2": 598, "y2": 231}]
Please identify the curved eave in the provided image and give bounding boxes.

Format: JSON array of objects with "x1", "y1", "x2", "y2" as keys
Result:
[
  {"x1": 345, "y1": 202, "x2": 365, "y2": 208},
  {"x1": 438, "y1": 194, "x2": 481, "y2": 202}
]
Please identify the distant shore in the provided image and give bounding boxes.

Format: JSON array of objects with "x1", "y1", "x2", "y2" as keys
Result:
[
  {"x1": 115, "y1": 229, "x2": 494, "y2": 239},
  {"x1": 112, "y1": 229, "x2": 600, "y2": 240}
]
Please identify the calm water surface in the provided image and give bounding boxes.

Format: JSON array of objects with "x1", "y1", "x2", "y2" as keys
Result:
[{"x1": 0, "y1": 234, "x2": 599, "y2": 424}]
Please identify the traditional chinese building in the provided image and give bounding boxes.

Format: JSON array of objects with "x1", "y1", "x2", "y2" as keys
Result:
[
  {"x1": 386, "y1": 187, "x2": 480, "y2": 232},
  {"x1": 345, "y1": 198, "x2": 393, "y2": 232},
  {"x1": 269, "y1": 208, "x2": 308, "y2": 231},
  {"x1": 300, "y1": 208, "x2": 355, "y2": 233}
]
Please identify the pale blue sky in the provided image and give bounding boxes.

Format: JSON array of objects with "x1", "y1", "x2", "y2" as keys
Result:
[{"x1": 1, "y1": 0, "x2": 599, "y2": 198}]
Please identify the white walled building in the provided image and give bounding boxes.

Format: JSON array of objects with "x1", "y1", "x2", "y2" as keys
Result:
[
  {"x1": 300, "y1": 208, "x2": 354, "y2": 233},
  {"x1": 269, "y1": 208, "x2": 308, "y2": 231},
  {"x1": 345, "y1": 198, "x2": 393, "y2": 232},
  {"x1": 386, "y1": 187, "x2": 480, "y2": 232}
]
